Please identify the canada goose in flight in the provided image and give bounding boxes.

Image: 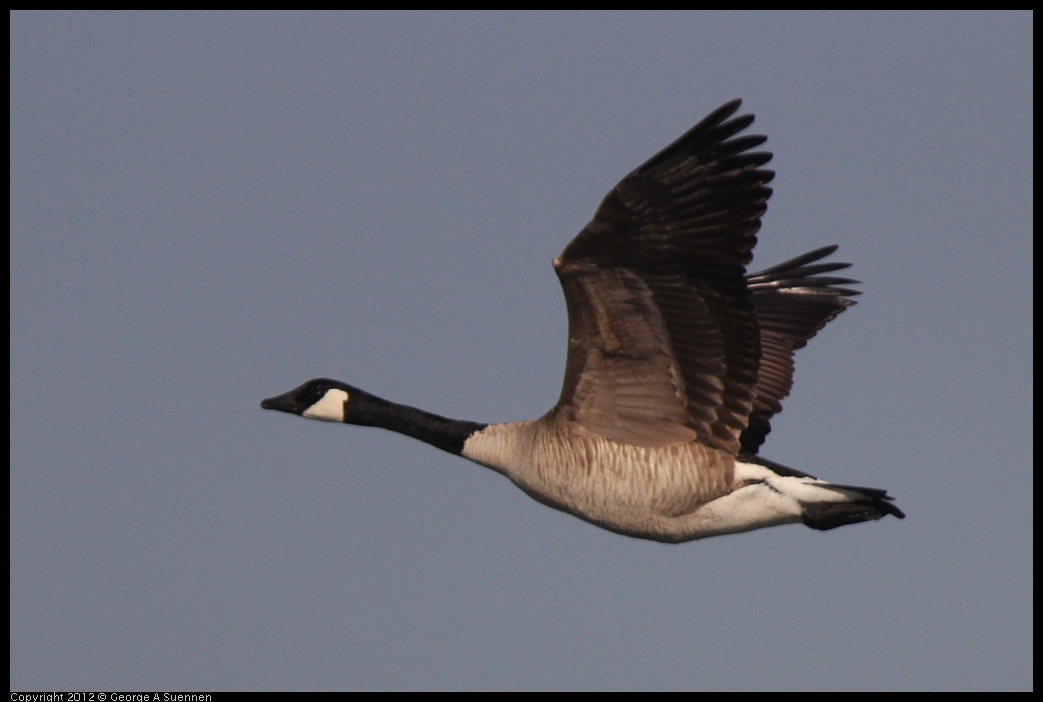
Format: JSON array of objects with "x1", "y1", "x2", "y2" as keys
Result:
[{"x1": 262, "y1": 99, "x2": 904, "y2": 542}]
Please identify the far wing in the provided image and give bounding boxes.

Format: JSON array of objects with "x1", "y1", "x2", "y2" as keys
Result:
[{"x1": 740, "y1": 246, "x2": 860, "y2": 454}]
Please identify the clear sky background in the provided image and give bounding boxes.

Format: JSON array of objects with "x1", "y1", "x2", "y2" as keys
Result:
[{"x1": 11, "y1": 11, "x2": 1032, "y2": 691}]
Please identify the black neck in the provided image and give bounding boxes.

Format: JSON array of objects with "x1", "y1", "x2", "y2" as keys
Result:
[{"x1": 345, "y1": 392, "x2": 487, "y2": 455}]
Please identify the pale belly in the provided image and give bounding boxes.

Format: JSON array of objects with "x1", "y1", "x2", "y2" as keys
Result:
[{"x1": 462, "y1": 423, "x2": 748, "y2": 542}]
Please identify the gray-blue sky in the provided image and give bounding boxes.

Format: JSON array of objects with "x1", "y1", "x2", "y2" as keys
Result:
[{"x1": 10, "y1": 11, "x2": 1032, "y2": 691}]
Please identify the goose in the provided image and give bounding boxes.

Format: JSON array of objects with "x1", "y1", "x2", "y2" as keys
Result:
[{"x1": 261, "y1": 99, "x2": 904, "y2": 543}]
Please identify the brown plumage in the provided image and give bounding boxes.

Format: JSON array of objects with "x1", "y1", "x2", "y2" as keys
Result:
[{"x1": 262, "y1": 99, "x2": 904, "y2": 542}]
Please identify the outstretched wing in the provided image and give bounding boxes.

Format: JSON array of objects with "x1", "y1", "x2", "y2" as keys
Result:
[
  {"x1": 740, "y1": 246, "x2": 860, "y2": 454},
  {"x1": 551, "y1": 100, "x2": 774, "y2": 453}
]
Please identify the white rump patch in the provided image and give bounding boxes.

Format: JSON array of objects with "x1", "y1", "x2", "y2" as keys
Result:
[
  {"x1": 734, "y1": 460, "x2": 851, "y2": 503},
  {"x1": 302, "y1": 388, "x2": 349, "y2": 422}
]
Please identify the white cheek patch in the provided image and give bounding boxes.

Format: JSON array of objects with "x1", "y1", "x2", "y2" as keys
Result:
[{"x1": 302, "y1": 388, "x2": 350, "y2": 422}]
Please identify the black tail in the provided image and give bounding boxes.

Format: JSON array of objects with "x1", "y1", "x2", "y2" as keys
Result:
[{"x1": 802, "y1": 486, "x2": 906, "y2": 531}]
